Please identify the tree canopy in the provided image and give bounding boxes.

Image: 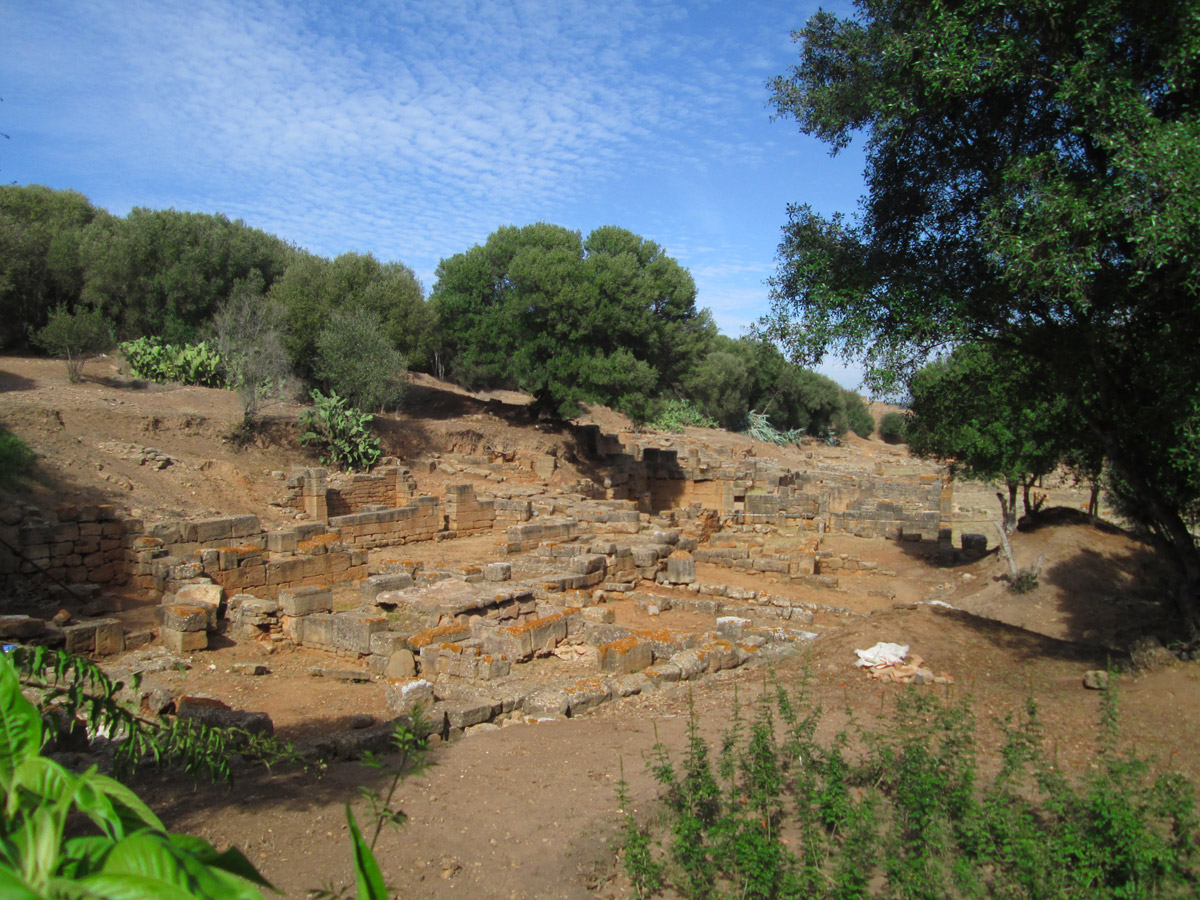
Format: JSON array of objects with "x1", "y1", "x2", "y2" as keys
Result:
[
  {"x1": 431, "y1": 223, "x2": 711, "y2": 419},
  {"x1": 266, "y1": 250, "x2": 429, "y2": 379},
  {"x1": 0, "y1": 185, "x2": 106, "y2": 346},
  {"x1": 79, "y1": 207, "x2": 294, "y2": 341},
  {"x1": 765, "y1": 0, "x2": 1200, "y2": 630},
  {"x1": 906, "y1": 343, "x2": 1091, "y2": 532}
]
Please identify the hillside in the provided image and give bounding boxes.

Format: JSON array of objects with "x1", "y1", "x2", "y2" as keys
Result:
[{"x1": 2, "y1": 352, "x2": 1198, "y2": 900}]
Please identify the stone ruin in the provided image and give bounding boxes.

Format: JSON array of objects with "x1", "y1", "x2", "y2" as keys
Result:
[{"x1": 0, "y1": 425, "x2": 987, "y2": 741}]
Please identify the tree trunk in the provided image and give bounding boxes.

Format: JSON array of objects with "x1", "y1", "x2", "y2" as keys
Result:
[{"x1": 997, "y1": 484, "x2": 1018, "y2": 534}]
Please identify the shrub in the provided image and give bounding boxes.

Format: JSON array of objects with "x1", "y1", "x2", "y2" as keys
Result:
[
  {"x1": 121, "y1": 336, "x2": 226, "y2": 387},
  {"x1": 879, "y1": 410, "x2": 909, "y2": 444},
  {"x1": 314, "y1": 307, "x2": 407, "y2": 412},
  {"x1": 622, "y1": 674, "x2": 1200, "y2": 900},
  {"x1": 299, "y1": 389, "x2": 381, "y2": 472},
  {"x1": 30, "y1": 304, "x2": 114, "y2": 383},
  {"x1": 212, "y1": 278, "x2": 294, "y2": 423},
  {"x1": 842, "y1": 389, "x2": 875, "y2": 438},
  {"x1": 647, "y1": 398, "x2": 719, "y2": 433},
  {"x1": 741, "y1": 409, "x2": 804, "y2": 446},
  {"x1": 0, "y1": 424, "x2": 35, "y2": 490}
]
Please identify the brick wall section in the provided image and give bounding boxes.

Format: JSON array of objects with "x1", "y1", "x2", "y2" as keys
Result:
[
  {"x1": 0, "y1": 504, "x2": 134, "y2": 589},
  {"x1": 444, "y1": 484, "x2": 496, "y2": 536},
  {"x1": 330, "y1": 497, "x2": 443, "y2": 550},
  {"x1": 286, "y1": 464, "x2": 419, "y2": 518}
]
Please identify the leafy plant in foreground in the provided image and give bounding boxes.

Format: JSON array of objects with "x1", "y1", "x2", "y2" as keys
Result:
[
  {"x1": 299, "y1": 389, "x2": 382, "y2": 472},
  {"x1": 0, "y1": 652, "x2": 274, "y2": 899}
]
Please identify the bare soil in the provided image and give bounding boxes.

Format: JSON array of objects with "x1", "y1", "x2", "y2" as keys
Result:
[{"x1": 3, "y1": 353, "x2": 1198, "y2": 900}]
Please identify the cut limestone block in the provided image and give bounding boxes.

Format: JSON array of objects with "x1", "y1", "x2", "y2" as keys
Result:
[
  {"x1": 386, "y1": 678, "x2": 435, "y2": 715},
  {"x1": 160, "y1": 627, "x2": 208, "y2": 653},
  {"x1": 278, "y1": 586, "x2": 333, "y2": 617},
  {"x1": 664, "y1": 550, "x2": 696, "y2": 585},
  {"x1": 174, "y1": 583, "x2": 223, "y2": 629},
  {"x1": 598, "y1": 636, "x2": 654, "y2": 675}
]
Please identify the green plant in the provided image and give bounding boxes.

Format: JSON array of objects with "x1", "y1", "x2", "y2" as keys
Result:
[
  {"x1": 878, "y1": 411, "x2": 908, "y2": 445},
  {"x1": 8, "y1": 645, "x2": 298, "y2": 783},
  {"x1": 623, "y1": 672, "x2": 1200, "y2": 899},
  {"x1": 647, "y1": 398, "x2": 719, "y2": 433},
  {"x1": 30, "y1": 304, "x2": 114, "y2": 383},
  {"x1": 1009, "y1": 568, "x2": 1040, "y2": 594},
  {"x1": 315, "y1": 307, "x2": 407, "y2": 413},
  {"x1": 121, "y1": 336, "x2": 227, "y2": 387},
  {"x1": 299, "y1": 389, "x2": 381, "y2": 472},
  {"x1": 0, "y1": 652, "x2": 275, "y2": 898},
  {"x1": 741, "y1": 409, "x2": 804, "y2": 446},
  {"x1": 0, "y1": 424, "x2": 35, "y2": 489}
]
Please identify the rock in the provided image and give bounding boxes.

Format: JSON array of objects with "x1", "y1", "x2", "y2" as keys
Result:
[
  {"x1": 176, "y1": 695, "x2": 273, "y2": 735},
  {"x1": 349, "y1": 713, "x2": 375, "y2": 729},
  {"x1": 1083, "y1": 670, "x2": 1110, "y2": 690},
  {"x1": 232, "y1": 663, "x2": 269, "y2": 676},
  {"x1": 385, "y1": 649, "x2": 417, "y2": 679}
]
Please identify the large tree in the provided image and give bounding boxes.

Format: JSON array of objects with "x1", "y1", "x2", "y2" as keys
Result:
[
  {"x1": 764, "y1": 1, "x2": 1200, "y2": 632},
  {"x1": 906, "y1": 343, "x2": 1092, "y2": 533},
  {"x1": 266, "y1": 250, "x2": 429, "y2": 379},
  {"x1": 431, "y1": 223, "x2": 710, "y2": 419},
  {"x1": 79, "y1": 208, "x2": 294, "y2": 341},
  {"x1": 0, "y1": 185, "x2": 107, "y2": 346}
]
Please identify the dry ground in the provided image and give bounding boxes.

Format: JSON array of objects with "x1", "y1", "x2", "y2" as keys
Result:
[{"x1": 3, "y1": 353, "x2": 1198, "y2": 900}]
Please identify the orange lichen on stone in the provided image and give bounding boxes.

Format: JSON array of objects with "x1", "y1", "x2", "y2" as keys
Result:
[
  {"x1": 408, "y1": 625, "x2": 470, "y2": 650},
  {"x1": 133, "y1": 537, "x2": 163, "y2": 548},
  {"x1": 601, "y1": 636, "x2": 639, "y2": 656},
  {"x1": 632, "y1": 628, "x2": 681, "y2": 644},
  {"x1": 503, "y1": 612, "x2": 565, "y2": 636}
]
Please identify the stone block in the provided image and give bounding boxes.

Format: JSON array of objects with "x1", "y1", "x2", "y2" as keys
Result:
[
  {"x1": 664, "y1": 550, "x2": 696, "y2": 585},
  {"x1": 599, "y1": 636, "x2": 654, "y2": 675},
  {"x1": 159, "y1": 602, "x2": 209, "y2": 632},
  {"x1": 278, "y1": 586, "x2": 333, "y2": 617},
  {"x1": 385, "y1": 649, "x2": 417, "y2": 679},
  {"x1": 484, "y1": 562, "x2": 511, "y2": 582},
  {"x1": 161, "y1": 627, "x2": 208, "y2": 653},
  {"x1": 522, "y1": 687, "x2": 569, "y2": 719},
  {"x1": 386, "y1": 678, "x2": 435, "y2": 715},
  {"x1": 331, "y1": 611, "x2": 388, "y2": 655},
  {"x1": 360, "y1": 573, "x2": 414, "y2": 604},
  {"x1": 174, "y1": 583, "x2": 223, "y2": 629},
  {"x1": 437, "y1": 696, "x2": 500, "y2": 729}
]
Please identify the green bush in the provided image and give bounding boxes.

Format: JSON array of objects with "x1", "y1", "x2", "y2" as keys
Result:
[
  {"x1": 879, "y1": 410, "x2": 909, "y2": 444},
  {"x1": 622, "y1": 675, "x2": 1200, "y2": 900},
  {"x1": 842, "y1": 390, "x2": 875, "y2": 438},
  {"x1": 314, "y1": 307, "x2": 407, "y2": 412},
  {"x1": 0, "y1": 425, "x2": 35, "y2": 489},
  {"x1": 30, "y1": 304, "x2": 114, "y2": 383},
  {"x1": 299, "y1": 389, "x2": 382, "y2": 472},
  {"x1": 741, "y1": 409, "x2": 805, "y2": 446},
  {"x1": 647, "y1": 398, "x2": 719, "y2": 433},
  {"x1": 121, "y1": 336, "x2": 226, "y2": 387}
]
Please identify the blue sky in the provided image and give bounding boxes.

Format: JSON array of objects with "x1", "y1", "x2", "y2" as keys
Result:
[{"x1": 1, "y1": 0, "x2": 867, "y2": 388}]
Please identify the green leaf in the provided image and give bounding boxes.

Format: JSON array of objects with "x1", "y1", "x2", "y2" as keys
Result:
[
  {"x1": 0, "y1": 865, "x2": 42, "y2": 900},
  {"x1": 346, "y1": 804, "x2": 388, "y2": 900},
  {"x1": 167, "y1": 835, "x2": 277, "y2": 893},
  {"x1": 0, "y1": 655, "x2": 44, "y2": 782}
]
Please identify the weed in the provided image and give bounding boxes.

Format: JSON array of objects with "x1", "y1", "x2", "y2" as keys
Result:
[{"x1": 619, "y1": 673, "x2": 1200, "y2": 899}]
